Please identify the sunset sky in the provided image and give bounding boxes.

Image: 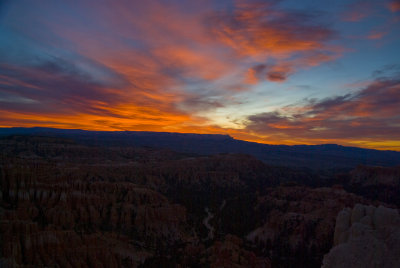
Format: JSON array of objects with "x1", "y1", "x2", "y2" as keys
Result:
[{"x1": 1, "y1": 0, "x2": 400, "y2": 150}]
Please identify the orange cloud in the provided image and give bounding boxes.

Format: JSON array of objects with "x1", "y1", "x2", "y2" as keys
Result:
[
  {"x1": 388, "y1": 1, "x2": 400, "y2": 12},
  {"x1": 208, "y1": 1, "x2": 341, "y2": 84},
  {"x1": 152, "y1": 46, "x2": 233, "y2": 81},
  {"x1": 367, "y1": 31, "x2": 386, "y2": 39},
  {"x1": 266, "y1": 64, "x2": 293, "y2": 82},
  {"x1": 245, "y1": 68, "x2": 259, "y2": 84},
  {"x1": 211, "y1": 1, "x2": 335, "y2": 59}
]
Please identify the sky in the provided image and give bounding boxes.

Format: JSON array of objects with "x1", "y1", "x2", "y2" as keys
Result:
[{"x1": 0, "y1": 0, "x2": 400, "y2": 150}]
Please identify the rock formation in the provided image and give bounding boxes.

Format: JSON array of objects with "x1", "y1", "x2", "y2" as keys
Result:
[
  {"x1": 322, "y1": 204, "x2": 400, "y2": 268},
  {"x1": 345, "y1": 165, "x2": 400, "y2": 206},
  {"x1": 246, "y1": 186, "x2": 375, "y2": 267},
  {"x1": 2, "y1": 136, "x2": 396, "y2": 267},
  {"x1": 204, "y1": 235, "x2": 271, "y2": 268}
]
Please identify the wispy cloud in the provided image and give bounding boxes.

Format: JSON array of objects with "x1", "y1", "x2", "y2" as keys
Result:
[
  {"x1": 209, "y1": 0, "x2": 340, "y2": 83},
  {"x1": 245, "y1": 73, "x2": 400, "y2": 147}
]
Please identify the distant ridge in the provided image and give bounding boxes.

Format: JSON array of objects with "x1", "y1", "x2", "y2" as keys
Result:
[
  {"x1": 0, "y1": 127, "x2": 233, "y2": 139},
  {"x1": 1, "y1": 127, "x2": 399, "y2": 169}
]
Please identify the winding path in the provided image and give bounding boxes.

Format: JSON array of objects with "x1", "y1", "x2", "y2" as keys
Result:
[
  {"x1": 203, "y1": 207, "x2": 215, "y2": 240},
  {"x1": 202, "y1": 200, "x2": 226, "y2": 241}
]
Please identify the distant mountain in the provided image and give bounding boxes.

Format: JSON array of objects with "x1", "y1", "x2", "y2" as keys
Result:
[{"x1": 1, "y1": 127, "x2": 399, "y2": 169}]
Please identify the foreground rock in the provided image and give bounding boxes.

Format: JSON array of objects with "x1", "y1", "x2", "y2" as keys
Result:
[
  {"x1": 322, "y1": 204, "x2": 400, "y2": 268},
  {"x1": 244, "y1": 186, "x2": 374, "y2": 267}
]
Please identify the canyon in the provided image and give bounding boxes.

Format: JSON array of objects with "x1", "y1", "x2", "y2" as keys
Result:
[{"x1": 0, "y1": 134, "x2": 399, "y2": 267}]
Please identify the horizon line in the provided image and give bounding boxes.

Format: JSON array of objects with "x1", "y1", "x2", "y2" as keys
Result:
[{"x1": 1, "y1": 126, "x2": 399, "y2": 153}]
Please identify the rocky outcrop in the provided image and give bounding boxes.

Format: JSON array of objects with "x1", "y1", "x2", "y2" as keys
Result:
[
  {"x1": 204, "y1": 235, "x2": 271, "y2": 268},
  {"x1": 1, "y1": 170, "x2": 188, "y2": 267},
  {"x1": 246, "y1": 186, "x2": 374, "y2": 267},
  {"x1": 322, "y1": 204, "x2": 400, "y2": 268},
  {"x1": 350, "y1": 166, "x2": 400, "y2": 187},
  {"x1": 345, "y1": 165, "x2": 400, "y2": 206}
]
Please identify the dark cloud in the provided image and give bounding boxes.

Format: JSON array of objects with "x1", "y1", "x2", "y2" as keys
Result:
[
  {"x1": 388, "y1": 0, "x2": 400, "y2": 12},
  {"x1": 307, "y1": 94, "x2": 353, "y2": 114},
  {"x1": 266, "y1": 71, "x2": 288, "y2": 82},
  {"x1": 178, "y1": 95, "x2": 224, "y2": 112},
  {"x1": 0, "y1": 56, "x2": 128, "y2": 116},
  {"x1": 372, "y1": 64, "x2": 400, "y2": 78},
  {"x1": 245, "y1": 75, "x2": 400, "y2": 142},
  {"x1": 248, "y1": 63, "x2": 292, "y2": 82},
  {"x1": 252, "y1": 64, "x2": 267, "y2": 75}
]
